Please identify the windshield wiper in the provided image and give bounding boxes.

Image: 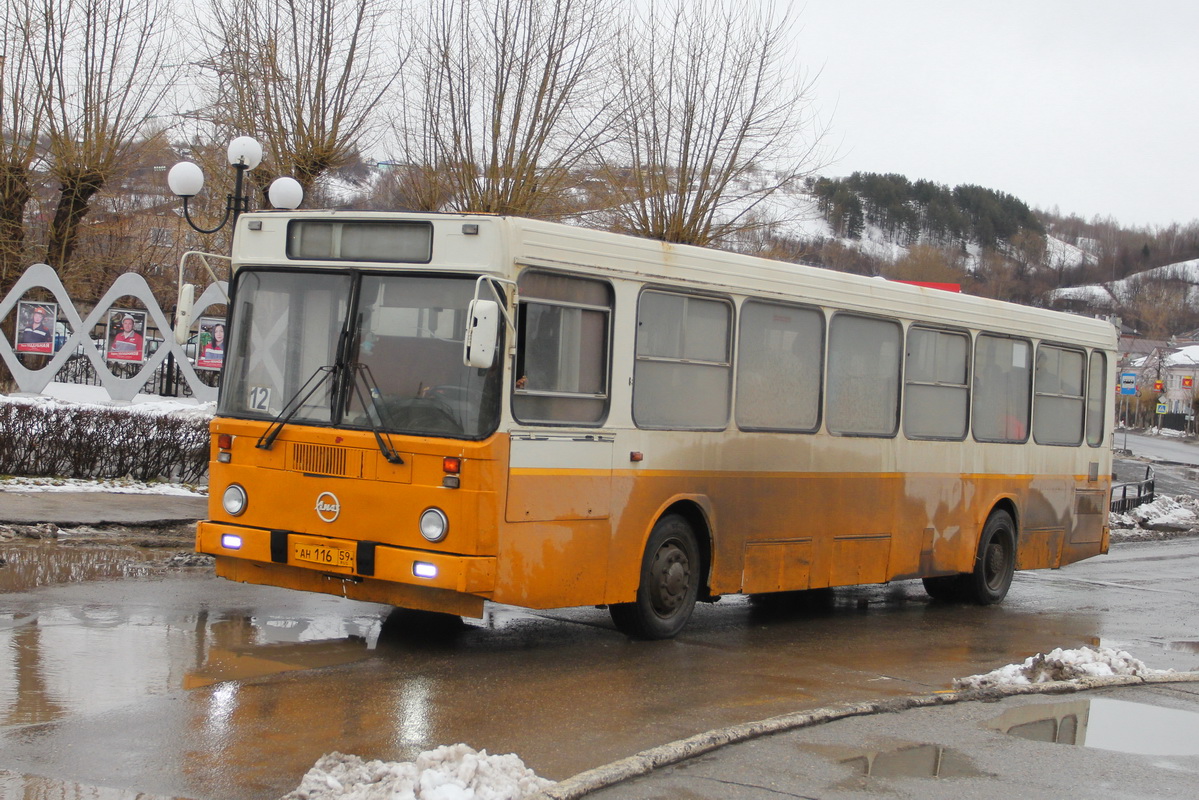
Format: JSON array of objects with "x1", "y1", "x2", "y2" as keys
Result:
[
  {"x1": 256, "y1": 365, "x2": 338, "y2": 451},
  {"x1": 348, "y1": 363, "x2": 405, "y2": 464}
]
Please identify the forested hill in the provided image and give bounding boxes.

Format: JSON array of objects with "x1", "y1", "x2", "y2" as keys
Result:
[{"x1": 807, "y1": 172, "x2": 1044, "y2": 249}]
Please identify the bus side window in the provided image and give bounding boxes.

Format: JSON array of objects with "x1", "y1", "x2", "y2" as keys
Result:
[
  {"x1": 1033, "y1": 344, "x2": 1085, "y2": 446},
  {"x1": 736, "y1": 300, "x2": 823, "y2": 432},
  {"x1": 904, "y1": 327, "x2": 969, "y2": 440},
  {"x1": 1085, "y1": 351, "x2": 1107, "y2": 446},
  {"x1": 513, "y1": 272, "x2": 613, "y2": 426},
  {"x1": 972, "y1": 335, "x2": 1032, "y2": 443},
  {"x1": 826, "y1": 314, "x2": 902, "y2": 437},
  {"x1": 633, "y1": 290, "x2": 733, "y2": 430}
]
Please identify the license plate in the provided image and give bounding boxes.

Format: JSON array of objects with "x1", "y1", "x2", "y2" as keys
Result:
[{"x1": 293, "y1": 542, "x2": 355, "y2": 571}]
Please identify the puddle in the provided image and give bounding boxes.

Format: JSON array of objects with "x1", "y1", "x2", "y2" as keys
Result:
[
  {"x1": 802, "y1": 742, "x2": 986, "y2": 780},
  {"x1": 0, "y1": 541, "x2": 179, "y2": 593},
  {"x1": 843, "y1": 743, "x2": 983, "y2": 778},
  {"x1": 991, "y1": 698, "x2": 1199, "y2": 756},
  {"x1": 183, "y1": 636, "x2": 372, "y2": 688}
]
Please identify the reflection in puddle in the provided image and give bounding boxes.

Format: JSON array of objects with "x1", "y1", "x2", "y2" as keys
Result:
[
  {"x1": 992, "y1": 698, "x2": 1199, "y2": 756},
  {"x1": 0, "y1": 768, "x2": 191, "y2": 799},
  {"x1": 184, "y1": 637, "x2": 371, "y2": 688},
  {"x1": 0, "y1": 542, "x2": 174, "y2": 593},
  {"x1": 1166, "y1": 641, "x2": 1199, "y2": 654},
  {"x1": 802, "y1": 742, "x2": 985, "y2": 780},
  {"x1": 842, "y1": 744, "x2": 983, "y2": 779},
  {"x1": 182, "y1": 610, "x2": 378, "y2": 688}
]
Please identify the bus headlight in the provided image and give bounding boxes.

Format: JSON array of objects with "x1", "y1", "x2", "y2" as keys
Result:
[
  {"x1": 419, "y1": 507, "x2": 448, "y2": 542},
  {"x1": 222, "y1": 484, "x2": 248, "y2": 516}
]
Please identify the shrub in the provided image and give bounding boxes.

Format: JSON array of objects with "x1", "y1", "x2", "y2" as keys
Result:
[{"x1": 0, "y1": 402, "x2": 209, "y2": 483}]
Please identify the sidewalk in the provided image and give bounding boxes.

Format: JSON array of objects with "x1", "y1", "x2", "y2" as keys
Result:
[
  {"x1": 0, "y1": 489, "x2": 207, "y2": 527},
  {"x1": 543, "y1": 677, "x2": 1199, "y2": 799}
]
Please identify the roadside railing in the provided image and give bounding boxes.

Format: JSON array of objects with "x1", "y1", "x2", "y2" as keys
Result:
[{"x1": 1110, "y1": 465, "x2": 1155, "y2": 513}]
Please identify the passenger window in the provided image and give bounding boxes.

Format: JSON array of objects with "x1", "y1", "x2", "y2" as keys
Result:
[
  {"x1": 634, "y1": 290, "x2": 732, "y2": 429},
  {"x1": 513, "y1": 272, "x2": 612, "y2": 425},
  {"x1": 904, "y1": 327, "x2": 969, "y2": 440},
  {"x1": 1086, "y1": 351, "x2": 1107, "y2": 447},
  {"x1": 736, "y1": 300, "x2": 823, "y2": 432},
  {"x1": 826, "y1": 314, "x2": 902, "y2": 437},
  {"x1": 972, "y1": 334, "x2": 1032, "y2": 443},
  {"x1": 1034, "y1": 344, "x2": 1085, "y2": 446}
]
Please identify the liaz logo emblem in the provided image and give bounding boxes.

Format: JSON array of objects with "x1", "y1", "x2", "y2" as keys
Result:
[{"x1": 315, "y1": 492, "x2": 341, "y2": 523}]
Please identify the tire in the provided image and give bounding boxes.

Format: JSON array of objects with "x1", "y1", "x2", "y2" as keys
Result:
[
  {"x1": 921, "y1": 574, "x2": 963, "y2": 602},
  {"x1": 960, "y1": 510, "x2": 1016, "y2": 605},
  {"x1": 610, "y1": 514, "x2": 701, "y2": 640}
]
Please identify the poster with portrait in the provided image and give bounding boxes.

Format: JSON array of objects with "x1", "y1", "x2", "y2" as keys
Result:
[
  {"x1": 14, "y1": 301, "x2": 57, "y2": 355},
  {"x1": 106, "y1": 309, "x2": 147, "y2": 363},
  {"x1": 194, "y1": 316, "x2": 226, "y2": 371}
]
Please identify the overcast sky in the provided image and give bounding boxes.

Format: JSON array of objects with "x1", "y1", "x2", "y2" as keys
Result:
[{"x1": 792, "y1": 1, "x2": 1198, "y2": 229}]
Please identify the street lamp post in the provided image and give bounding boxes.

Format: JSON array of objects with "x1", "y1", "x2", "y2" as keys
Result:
[
  {"x1": 166, "y1": 136, "x2": 304, "y2": 384},
  {"x1": 167, "y1": 136, "x2": 303, "y2": 239}
]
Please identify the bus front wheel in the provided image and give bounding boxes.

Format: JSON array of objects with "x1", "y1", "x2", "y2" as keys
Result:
[
  {"x1": 610, "y1": 514, "x2": 700, "y2": 640},
  {"x1": 961, "y1": 510, "x2": 1016, "y2": 605}
]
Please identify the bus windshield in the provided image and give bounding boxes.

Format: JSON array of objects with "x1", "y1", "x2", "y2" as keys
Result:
[{"x1": 220, "y1": 270, "x2": 502, "y2": 439}]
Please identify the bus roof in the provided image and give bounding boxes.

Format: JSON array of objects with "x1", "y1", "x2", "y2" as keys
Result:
[{"x1": 233, "y1": 210, "x2": 1117, "y2": 350}]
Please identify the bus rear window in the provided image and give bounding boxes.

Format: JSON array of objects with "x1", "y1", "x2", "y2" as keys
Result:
[{"x1": 287, "y1": 220, "x2": 433, "y2": 263}]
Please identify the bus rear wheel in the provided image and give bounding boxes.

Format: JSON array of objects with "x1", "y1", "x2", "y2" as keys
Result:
[
  {"x1": 610, "y1": 514, "x2": 700, "y2": 640},
  {"x1": 960, "y1": 510, "x2": 1016, "y2": 605}
]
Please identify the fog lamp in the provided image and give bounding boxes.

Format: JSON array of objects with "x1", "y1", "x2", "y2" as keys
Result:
[
  {"x1": 221, "y1": 534, "x2": 243, "y2": 550},
  {"x1": 413, "y1": 561, "x2": 438, "y2": 579}
]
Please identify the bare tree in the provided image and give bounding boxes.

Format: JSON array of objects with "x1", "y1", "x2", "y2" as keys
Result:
[
  {"x1": 30, "y1": 0, "x2": 177, "y2": 272},
  {"x1": 393, "y1": 0, "x2": 619, "y2": 216},
  {"x1": 599, "y1": 0, "x2": 828, "y2": 247},
  {"x1": 200, "y1": 0, "x2": 399, "y2": 200},
  {"x1": 0, "y1": 0, "x2": 43, "y2": 286}
]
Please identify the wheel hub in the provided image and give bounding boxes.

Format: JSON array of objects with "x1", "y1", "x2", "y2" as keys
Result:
[{"x1": 650, "y1": 543, "x2": 690, "y2": 615}]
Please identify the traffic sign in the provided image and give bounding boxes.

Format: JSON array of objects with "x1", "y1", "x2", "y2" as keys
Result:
[{"x1": 1119, "y1": 372, "x2": 1137, "y2": 395}]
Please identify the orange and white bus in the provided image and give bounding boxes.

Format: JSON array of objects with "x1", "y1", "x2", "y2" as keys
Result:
[{"x1": 196, "y1": 211, "x2": 1115, "y2": 639}]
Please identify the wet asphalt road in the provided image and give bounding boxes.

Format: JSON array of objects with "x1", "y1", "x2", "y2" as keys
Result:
[{"x1": 1, "y1": 534, "x2": 1198, "y2": 800}]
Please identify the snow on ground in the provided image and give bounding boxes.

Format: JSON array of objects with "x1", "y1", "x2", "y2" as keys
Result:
[
  {"x1": 1112, "y1": 495, "x2": 1196, "y2": 530},
  {"x1": 953, "y1": 646, "x2": 1172, "y2": 691},
  {"x1": 0, "y1": 475, "x2": 206, "y2": 496},
  {"x1": 283, "y1": 744, "x2": 553, "y2": 800},
  {"x1": 17, "y1": 381, "x2": 216, "y2": 420},
  {"x1": 1110, "y1": 495, "x2": 1199, "y2": 539}
]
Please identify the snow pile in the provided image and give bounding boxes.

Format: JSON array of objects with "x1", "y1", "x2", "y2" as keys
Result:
[
  {"x1": 0, "y1": 475, "x2": 205, "y2": 496},
  {"x1": 953, "y1": 646, "x2": 1171, "y2": 691},
  {"x1": 1110, "y1": 495, "x2": 1198, "y2": 536},
  {"x1": 283, "y1": 744, "x2": 554, "y2": 800}
]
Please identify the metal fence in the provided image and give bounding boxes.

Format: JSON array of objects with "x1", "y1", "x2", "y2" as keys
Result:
[
  {"x1": 0, "y1": 263, "x2": 226, "y2": 403},
  {"x1": 47, "y1": 350, "x2": 221, "y2": 398},
  {"x1": 1110, "y1": 465, "x2": 1155, "y2": 514}
]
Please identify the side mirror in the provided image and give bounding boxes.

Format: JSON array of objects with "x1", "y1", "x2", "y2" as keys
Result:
[
  {"x1": 174, "y1": 283, "x2": 196, "y2": 345},
  {"x1": 463, "y1": 299, "x2": 499, "y2": 368}
]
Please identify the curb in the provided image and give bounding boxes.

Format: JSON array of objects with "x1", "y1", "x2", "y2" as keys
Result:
[{"x1": 530, "y1": 671, "x2": 1199, "y2": 800}]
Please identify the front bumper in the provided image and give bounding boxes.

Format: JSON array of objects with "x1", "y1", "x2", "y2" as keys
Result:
[{"x1": 197, "y1": 521, "x2": 497, "y2": 598}]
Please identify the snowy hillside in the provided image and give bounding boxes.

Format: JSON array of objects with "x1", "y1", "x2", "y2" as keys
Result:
[
  {"x1": 1049, "y1": 257, "x2": 1199, "y2": 309},
  {"x1": 732, "y1": 179, "x2": 1090, "y2": 274}
]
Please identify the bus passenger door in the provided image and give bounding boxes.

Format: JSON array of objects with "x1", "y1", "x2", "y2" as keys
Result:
[{"x1": 500, "y1": 432, "x2": 614, "y2": 606}]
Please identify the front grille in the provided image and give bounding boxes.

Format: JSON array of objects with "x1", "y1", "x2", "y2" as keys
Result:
[{"x1": 291, "y1": 443, "x2": 357, "y2": 477}]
